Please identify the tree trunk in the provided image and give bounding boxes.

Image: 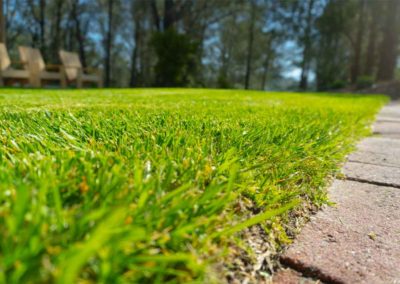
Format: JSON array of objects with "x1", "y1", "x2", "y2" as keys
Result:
[
  {"x1": 105, "y1": 0, "x2": 114, "y2": 87},
  {"x1": 72, "y1": 0, "x2": 87, "y2": 68},
  {"x1": 299, "y1": 0, "x2": 315, "y2": 90},
  {"x1": 261, "y1": 42, "x2": 272, "y2": 90},
  {"x1": 130, "y1": 17, "x2": 141, "y2": 87},
  {"x1": 129, "y1": 45, "x2": 138, "y2": 87},
  {"x1": 150, "y1": 0, "x2": 161, "y2": 31},
  {"x1": 364, "y1": 0, "x2": 380, "y2": 76},
  {"x1": 50, "y1": 0, "x2": 63, "y2": 62},
  {"x1": 0, "y1": 0, "x2": 5, "y2": 43},
  {"x1": 163, "y1": 0, "x2": 175, "y2": 30},
  {"x1": 377, "y1": 0, "x2": 400, "y2": 81},
  {"x1": 299, "y1": 57, "x2": 310, "y2": 90},
  {"x1": 39, "y1": 0, "x2": 46, "y2": 58},
  {"x1": 351, "y1": 0, "x2": 366, "y2": 83},
  {"x1": 260, "y1": 56, "x2": 269, "y2": 90},
  {"x1": 244, "y1": 0, "x2": 255, "y2": 90}
]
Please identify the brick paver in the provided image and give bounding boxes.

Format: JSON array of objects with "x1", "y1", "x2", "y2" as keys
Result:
[
  {"x1": 281, "y1": 180, "x2": 400, "y2": 283},
  {"x1": 343, "y1": 161, "x2": 400, "y2": 187},
  {"x1": 373, "y1": 121, "x2": 400, "y2": 138},
  {"x1": 272, "y1": 269, "x2": 316, "y2": 284},
  {"x1": 277, "y1": 102, "x2": 400, "y2": 283}
]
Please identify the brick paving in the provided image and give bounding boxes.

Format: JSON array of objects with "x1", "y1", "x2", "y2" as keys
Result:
[{"x1": 276, "y1": 102, "x2": 400, "y2": 283}]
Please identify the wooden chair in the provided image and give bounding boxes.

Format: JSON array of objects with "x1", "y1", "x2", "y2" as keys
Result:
[
  {"x1": 18, "y1": 46, "x2": 66, "y2": 88},
  {"x1": 59, "y1": 50, "x2": 103, "y2": 88},
  {"x1": 0, "y1": 43, "x2": 31, "y2": 86}
]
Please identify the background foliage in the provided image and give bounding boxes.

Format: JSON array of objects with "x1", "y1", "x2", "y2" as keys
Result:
[{"x1": 2, "y1": 0, "x2": 399, "y2": 90}]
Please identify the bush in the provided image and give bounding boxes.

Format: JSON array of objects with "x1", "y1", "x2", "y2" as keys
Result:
[
  {"x1": 356, "y1": 76, "x2": 374, "y2": 90},
  {"x1": 217, "y1": 74, "x2": 231, "y2": 89},
  {"x1": 151, "y1": 29, "x2": 200, "y2": 87},
  {"x1": 330, "y1": 80, "x2": 347, "y2": 90}
]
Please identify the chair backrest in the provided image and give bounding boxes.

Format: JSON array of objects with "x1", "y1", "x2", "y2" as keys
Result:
[
  {"x1": 59, "y1": 50, "x2": 82, "y2": 81},
  {"x1": 0, "y1": 43, "x2": 11, "y2": 71},
  {"x1": 18, "y1": 46, "x2": 46, "y2": 72}
]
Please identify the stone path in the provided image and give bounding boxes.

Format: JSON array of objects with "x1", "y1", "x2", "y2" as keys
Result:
[{"x1": 274, "y1": 102, "x2": 400, "y2": 283}]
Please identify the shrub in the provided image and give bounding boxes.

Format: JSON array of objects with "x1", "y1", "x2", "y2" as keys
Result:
[
  {"x1": 356, "y1": 76, "x2": 374, "y2": 89},
  {"x1": 151, "y1": 29, "x2": 200, "y2": 87},
  {"x1": 330, "y1": 80, "x2": 347, "y2": 90},
  {"x1": 217, "y1": 74, "x2": 232, "y2": 89}
]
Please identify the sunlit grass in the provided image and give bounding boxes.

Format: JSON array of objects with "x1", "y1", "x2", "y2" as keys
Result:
[{"x1": 0, "y1": 88, "x2": 386, "y2": 283}]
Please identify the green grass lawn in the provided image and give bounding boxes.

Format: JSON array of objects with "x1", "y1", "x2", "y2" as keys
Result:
[{"x1": 0, "y1": 88, "x2": 386, "y2": 283}]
